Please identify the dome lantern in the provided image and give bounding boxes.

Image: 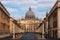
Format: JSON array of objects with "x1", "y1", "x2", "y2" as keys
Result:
[{"x1": 29, "y1": 7, "x2": 31, "y2": 11}]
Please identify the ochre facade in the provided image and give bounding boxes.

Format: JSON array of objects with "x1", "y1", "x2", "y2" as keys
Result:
[
  {"x1": 10, "y1": 17, "x2": 25, "y2": 38},
  {"x1": 44, "y1": 12, "x2": 49, "y2": 38},
  {"x1": 0, "y1": 2, "x2": 10, "y2": 34},
  {"x1": 48, "y1": 0, "x2": 60, "y2": 38}
]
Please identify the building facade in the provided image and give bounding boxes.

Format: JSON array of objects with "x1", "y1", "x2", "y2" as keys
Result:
[
  {"x1": 44, "y1": 12, "x2": 49, "y2": 38},
  {"x1": 10, "y1": 17, "x2": 25, "y2": 38},
  {"x1": 48, "y1": 0, "x2": 60, "y2": 39},
  {"x1": 0, "y1": 2, "x2": 10, "y2": 35},
  {"x1": 36, "y1": 21, "x2": 45, "y2": 39}
]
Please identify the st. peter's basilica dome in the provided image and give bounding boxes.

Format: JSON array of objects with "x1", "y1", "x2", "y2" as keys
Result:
[{"x1": 25, "y1": 7, "x2": 35, "y2": 19}]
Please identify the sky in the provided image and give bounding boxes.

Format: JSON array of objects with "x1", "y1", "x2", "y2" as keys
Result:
[{"x1": 0, "y1": 0, "x2": 57, "y2": 20}]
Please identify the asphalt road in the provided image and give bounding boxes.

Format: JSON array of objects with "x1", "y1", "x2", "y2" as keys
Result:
[{"x1": 20, "y1": 32, "x2": 39, "y2": 40}]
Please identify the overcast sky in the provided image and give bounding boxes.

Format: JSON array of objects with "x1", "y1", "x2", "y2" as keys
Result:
[{"x1": 0, "y1": 0, "x2": 57, "y2": 20}]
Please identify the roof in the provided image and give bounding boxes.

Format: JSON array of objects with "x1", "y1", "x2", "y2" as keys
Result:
[{"x1": 0, "y1": 2, "x2": 10, "y2": 17}]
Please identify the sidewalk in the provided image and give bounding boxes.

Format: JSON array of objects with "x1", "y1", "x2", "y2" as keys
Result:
[
  {"x1": 0, "y1": 34, "x2": 11, "y2": 38},
  {"x1": 0, "y1": 34, "x2": 12, "y2": 40}
]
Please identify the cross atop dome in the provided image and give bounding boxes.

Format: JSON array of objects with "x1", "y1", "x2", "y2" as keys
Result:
[{"x1": 29, "y1": 7, "x2": 31, "y2": 11}]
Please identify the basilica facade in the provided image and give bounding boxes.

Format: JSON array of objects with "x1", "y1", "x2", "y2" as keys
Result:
[{"x1": 18, "y1": 7, "x2": 42, "y2": 32}]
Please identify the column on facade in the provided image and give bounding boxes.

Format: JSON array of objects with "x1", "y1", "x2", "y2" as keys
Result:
[
  {"x1": 29, "y1": 25, "x2": 31, "y2": 32},
  {"x1": 57, "y1": 7, "x2": 60, "y2": 38},
  {"x1": 13, "y1": 23, "x2": 15, "y2": 38},
  {"x1": 27, "y1": 25, "x2": 29, "y2": 32},
  {"x1": 50, "y1": 15, "x2": 53, "y2": 38},
  {"x1": 0, "y1": 10, "x2": 1, "y2": 30},
  {"x1": 42, "y1": 24, "x2": 45, "y2": 39},
  {"x1": 29, "y1": 25, "x2": 30, "y2": 32},
  {"x1": 31, "y1": 25, "x2": 33, "y2": 32},
  {"x1": 32, "y1": 25, "x2": 34, "y2": 32},
  {"x1": 26, "y1": 25, "x2": 28, "y2": 32},
  {"x1": 30, "y1": 25, "x2": 31, "y2": 32},
  {"x1": 46, "y1": 22, "x2": 48, "y2": 34},
  {"x1": 30, "y1": 25, "x2": 32, "y2": 32}
]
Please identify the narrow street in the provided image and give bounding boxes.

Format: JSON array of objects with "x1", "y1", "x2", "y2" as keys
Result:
[{"x1": 0, "y1": 0, "x2": 58, "y2": 40}]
